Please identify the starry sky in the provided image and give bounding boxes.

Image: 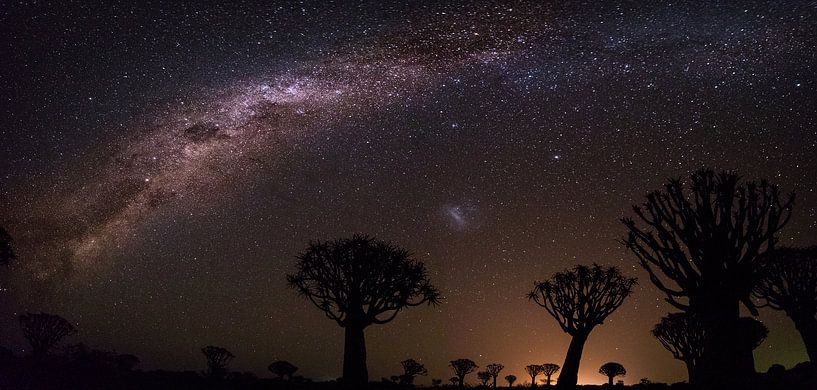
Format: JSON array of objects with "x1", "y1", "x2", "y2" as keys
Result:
[{"x1": 1, "y1": 0, "x2": 816, "y2": 385}]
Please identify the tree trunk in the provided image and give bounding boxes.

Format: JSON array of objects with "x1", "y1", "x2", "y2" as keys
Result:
[
  {"x1": 458, "y1": 375, "x2": 465, "y2": 387},
  {"x1": 493, "y1": 376, "x2": 497, "y2": 388},
  {"x1": 695, "y1": 296, "x2": 753, "y2": 386},
  {"x1": 343, "y1": 325, "x2": 368, "y2": 387},
  {"x1": 545, "y1": 374, "x2": 552, "y2": 386},
  {"x1": 684, "y1": 358, "x2": 697, "y2": 385},
  {"x1": 608, "y1": 375, "x2": 613, "y2": 385},
  {"x1": 530, "y1": 374, "x2": 537, "y2": 388},
  {"x1": 556, "y1": 332, "x2": 588, "y2": 389},
  {"x1": 793, "y1": 314, "x2": 817, "y2": 363}
]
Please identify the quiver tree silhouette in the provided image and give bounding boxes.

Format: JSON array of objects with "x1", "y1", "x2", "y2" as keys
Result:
[
  {"x1": 622, "y1": 169, "x2": 793, "y2": 384},
  {"x1": 450, "y1": 358, "x2": 477, "y2": 387},
  {"x1": 486, "y1": 363, "x2": 504, "y2": 388},
  {"x1": 599, "y1": 362, "x2": 626, "y2": 385},
  {"x1": 528, "y1": 264, "x2": 636, "y2": 388},
  {"x1": 399, "y1": 358, "x2": 428, "y2": 384},
  {"x1": 201, "y1": 346, "x2": 234, "y2": 379},
  {"x1": 19, "y1": 312, "x2": 77, "y2": 358},
  {"x1": 652, "y1": 313, "x2": 705, "y2": 384},
  {"x1": 735, "y1": 317, "x2": 769, "y2": 373},
  {"x1": 268, "y1": 360, "x2": 298, "y2": 380},
  {"x1": 477, "y1": 370, "x2": 492, "y2": 386},
  {"x1": 754, "y1": 246, "x2": 817, "y2": 362},
  {"x1": 431, "y1": 378, "x2": 443, "y2": 386},
  {"x1": 541, "y1": 363, "x2": 560, "y2": 386},
  {"x1": 505, "y1": 374, "x2": 517, "y2": 387},
  {"x1": 525, "y1": 364, "x2": 544, "y2": 387},
  {"x1": 287, "y1": 235, "x2": 441, "y2": 386}
]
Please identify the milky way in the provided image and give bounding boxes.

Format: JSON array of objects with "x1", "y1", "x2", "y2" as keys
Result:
[{"x1": 1, "y1": 1, "x2": 816, "y2": 385}]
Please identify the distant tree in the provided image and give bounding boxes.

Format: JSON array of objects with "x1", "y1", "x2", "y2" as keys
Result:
[
  {"x1": 525, "y1": 364, "x2": 544, "y2": 387},
  {"x1": 505, "y1": 374, "x2": 517, "y2": 387},
  {"x1": 0, "y1": 227, "x2": 14, "y2": 266},
  {"x1": 287, "y1": 235, "x2": 440, "y2": 386},
  {"x1": 201, "y1": 345, "x2": 234, "y2": 379},
  {"x1": 477, "y1": 370, "x2": 492, "y2": 386},
  {"x1": 754, "y1": 246, "x2": 817, "y2": 362},
  {"x1": 399, "y1": 358, "x2": 428, "y2": 384},
  {"x1": 19, "y1": 312, "x2": 77, "y2": 358},
  {"x1": 268, "y1": 360, "x2": 298, "y2": 380},
  {"x1": 639, "y1": 378, "x2": 651, "y2": 385},
  {"x1": 432, "y1": 378, "x2": 443, "y2": 386},
  {"x1": 450, "y1": 358, "x2": 478, "y2": 387},
  {"x1": 541, "y1": 363, "x2": 560, "y2": 386},
  {"x1": 735, "y1": 317, "x2": 769, "y2": 371},
  {"x1": 449, "y1": 376, "x2": 459, "y2": 385},
  {"x1": 652, "y1": 313, "x2": 704, "y2": 384},
  {"x1": 599, "y1": 362, "x2": 626, "y2": 385},
  {"x1": 622, "y1": 169, "x2": 793, "y2": 384},
  {"x1": 528, "y1": 264, "x2": 636, "y2": 388},
  {"x1": 486, "y1": 363, "x2": 504, "y2": 388}
]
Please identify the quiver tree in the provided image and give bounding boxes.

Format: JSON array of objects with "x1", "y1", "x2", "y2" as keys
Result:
[
  {"x1": 652, "y1": 313, "x2": 705, "y2": 384},
  {"x1": 287, "y1": 235, "x2": 441, "y2": 386},
  {"x1": 201, "y1": 346, "x2": 234, "y2": 379},
  {"x1": 599, "y1": 362, "x2": 626, "y2": 385},
  {"x1": 268, "y1": 360, "x2": 298, "y2": 380},
  {"x1": 505, "y1": 374, "x2": 517, "y2": 387},
  {"x1": 754, "y1": 246, "x2": 817, "y2": 362},
  {"x1": 622, "y1": 169, "x2": 793, "y2": 384},
  {"x1": 19, "y1": 312, "x2": 77, "y2": 358},
  {"x1": 450, "y1": 358, "x2": 477, "y2": 387},
  {"x1": 486, "y1": 363, "x2": 504, "y2": 388},
  {"x1": 477, "y1": 370, "x2": 492, "y2": 386},
  {"x1": 528, "y1": 264, "x2": 636, "y2": 388},
  {"x1": 399, "y1": 358, "x2": 428, "y2": 384},
  {"x1": 541, "y1": 363, "x2": 560, "y2": 386},
  {"x1": 525, "y1": 364, "x2": 544, "y2": 387}
]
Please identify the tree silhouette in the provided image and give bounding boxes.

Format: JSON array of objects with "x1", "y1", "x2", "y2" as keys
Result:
[
  {"x1": 399, "y1": 358, "x2": 428, "y2": 384},
  {"x1": 541, "y1": 363, "x2": 560, "y2": 386},
  {"x1": 735, "y1": 317, "x2": 769, "y2": 373},
  {"x1": 622, "y1": 169, "x2": 793, "y2": 384},
  {"x1": 287, "y1": 235, "x2": 441, "y2": 386},
  {"x1": 477, "y1": 370, "x2": 492, "y2": 386},
  {"x1": 528, "y1": 264, "x2": 636, "y2": 388},
  {"x1": 201, "y1": 346, "x2": 234, "y2": 379},
  {"x1": 449, "y1": 376, "x2": 459, "y2": 385},
  {"x1": 525, "y1": 364, "x2": 544, "y2": 387},
  {"x1": 450, "y1": 358, "x2": 478, "y2": 387},
  {"x1": 599, "y1": 362, "x2": 626, "y2": 385},
  {"x1": 652, "y1": 313, "x2": 704, "y2": 384},
  {"x1": 19, "y1": 312, "x2": 77, "y2": 358},
  {"x1": 0, "y1": 227, "x2": 14, "y2": 266},
  {"x1": 268, "y1": 360, "x2": 298, "y2": 380},
  {"x1": 754, "y1": 246, "x2": 817, "y2": 362},
  {"x1": 505, "y1": 374, "x2": 517, "y2": 387},
  {"x1": 432, "y1": 378, "x2": 443, "y2": 386},
  {"x1": 486, "y1": 363, "x2": 504, "y2": 388}
]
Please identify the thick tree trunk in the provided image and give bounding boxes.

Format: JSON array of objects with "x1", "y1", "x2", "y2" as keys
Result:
[
  {"x1": 696, "y1": 296, "x2": 754, "y2": 387},
  {"x1": 343, "y1": 325, "x2": 368, "y2": 387},
  {"x1": 607, "y1": 376, "x2": 613, "y2": 385},
  {"x1": 458, "y1": 375, "x2": 465, "y2": 387},
  {"x1": 793, "y1": 314, "x2": 817, "y2": 363},
  {"x1": 556, "y1": 332, "x2": 588, "y2": 389},
  {"x1": 684, "y1": 358, "x2": 697, "y2": 385},
  {"x1": 545, "y1": 374, "x2": 552, "y2": 386}
]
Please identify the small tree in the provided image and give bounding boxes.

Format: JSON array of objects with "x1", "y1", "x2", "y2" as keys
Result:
[
  {"x1": 287, "y1": 235, "x2": 441, "y2": 386},
  {"x1": 486, "y1": 363, "x2": 504, "y2": 388},
  {"x1": 505, "y1": 374, "x2": 517, "y2": 387},
  {"x1": 652, "y1": 313, "x2": 704, "y2": 384},
  {"x1": 268, "y1": 360, "x2": 298, "y2": 380},
  {"x1": 449, "y1": 376, "x2": 460, "y2": 385},
  {"x1": 525, "y1": 364, "x2": 544, "y2": 387},
  {"x1": 754, "y1": 246, "x2": 817, "y2": 362},
  {"x1": 528, "y1": 264, "x2": 636, "y2": 388},
  {"x1": 19, "y1": 312, "x2": 77, "y2": 358},
  {"x1": 450, "y1": 359, "x2": 478, "y2": 387},
  {"x1": 477, "y1": 370, "x2": 492, "y2": 386},
  {"x1": 541, "y1": 363, "x2": 560, "y2": 386},
  {"x1": 202, "y1": 346, "x2": 234, "y2": 379},
  {"x1": 399, "y1": 358, "x2": 428, "y2": 384},
  {"x1": 432, "y1": 378, "x2": 443, "y2": 386},
  {"x1": 599, "y1": 362, "x2": 626, "y2": 385}
]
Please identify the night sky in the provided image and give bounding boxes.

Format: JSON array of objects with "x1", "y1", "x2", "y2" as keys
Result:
[{"x1": 1, "y1": 0, "x2": 816, "y2": 385}]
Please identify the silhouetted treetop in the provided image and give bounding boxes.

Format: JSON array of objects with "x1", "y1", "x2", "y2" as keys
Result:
[
  {"x1": 599, "y1": 362, "x2": 626, "y2": 385},
  {"x1": 202, "y1": 346, "x2": 234, "y2": 378},
  {"x1": 652, "y1": 313, "x2": 704, "y2": 370},
  {"x1": 505, "y1": 374, "x2": 517, "y2": 387},
  {"x1": 622, "y1": 169, "x2": 794, "y2": 313},
  {"x1": 399, "y1": 358, "x2": 428, "y2": 384},
  {"x1": 477, "y1": 370, "x2": 492, "y2": 386},
  {"x1": 19, "y1": 312, "x2": 77, "y2": 358},
  {"x1": 268, "y1": 360, "x2": 298, "y2": 380},
  {"x1": 528, "y1": 264, "x2": 637, "y2": 334},
  {"x1": 287, "y1": 235, "x2": 441, "y2": 327},
  {"x1": 450, "y1": 358, "x2": 477, "y2": 387}
]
